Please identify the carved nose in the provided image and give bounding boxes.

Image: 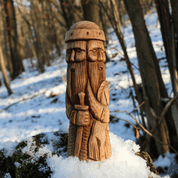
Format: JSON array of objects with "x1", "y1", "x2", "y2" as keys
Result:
[
  {"x1": 99, "y1": 50, "x2": 103, "y2": 60},
  {"x1": 70, "y1": 50, "x2": 75, "y2": 62},
  {"x1": 98, "y1": 50, "x2": 105, "y2": 62}
]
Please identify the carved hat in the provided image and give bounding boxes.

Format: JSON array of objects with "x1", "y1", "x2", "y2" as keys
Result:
[{"x1": 65, "y1": 21, "x2": 105, "y2": 43}]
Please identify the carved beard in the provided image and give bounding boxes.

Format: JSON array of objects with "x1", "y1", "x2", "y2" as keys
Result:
[
  {"x1": 67, "y1": 60, "x2": 106, "y2": 104},
  {"x1": 67, "y1": 61, "x2": 88, "y2": 105},
  {"x1": 87, "y1": 61, "x2": 106, "y2": 97},
  {"x1": 67, "y1": 46, "x2": 106, "y2": 105}
]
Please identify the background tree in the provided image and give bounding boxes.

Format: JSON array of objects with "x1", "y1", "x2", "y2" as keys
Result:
[
  {"x1": 2, "y1": 0, "x2": 24, "y2": 79},
  {"x1": 170, "y1": 0, "x2": 178, "y2": 41},
  {"x1": 0, "y1": 45, "x2": 13, "y2": 95},
  {"x1": 108, "y1": 0, "x2": 146, "y2": 128},
  {"x1": 44, "y1": 1, "x2": 62, "y2": 57},
  {"x1": 154, "y1": 0, "x2": 178, "y2": 141},
  {"x1": 30, "y1": 0, "x2": 45, "y2": 73},
  {"x1": 99, "y1": 3, "x2": 109, "y2": 45},
  {"x1": 82, "y1": 0, "x2": 102, "y2": 29},
  {"x1": 0, "y1": 7, "x2": 13, "y2": 75},
  {"x1": 60, "y1": 0, "x2": 83, "y2": 30},
  {"x1": 123, "y1": 0, "x2": 174, "y2": 157},
  {"x1": 155, "y1": 0, "x2": 178, "y2": 95}
]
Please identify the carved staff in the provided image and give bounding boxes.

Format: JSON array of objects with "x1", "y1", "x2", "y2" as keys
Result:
[{"x1": 74, "y1": 92, "x2": 89, "y2": 157}]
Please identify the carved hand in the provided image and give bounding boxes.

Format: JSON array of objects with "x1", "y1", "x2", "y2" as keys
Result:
[
  {"x1": 87, "y1": 80, "x2": 109, "y2": 123},
  {"x1": 76, "y1": 110, "x2": 90, "y2": 126}
]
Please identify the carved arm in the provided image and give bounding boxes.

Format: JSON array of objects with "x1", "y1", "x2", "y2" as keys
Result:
[
  {"x1": 87, "y1": 80, "x2": 109, "y2": 123},
  {"x1": 65, "y1": 90, "x2": 90, "y2": 126}
]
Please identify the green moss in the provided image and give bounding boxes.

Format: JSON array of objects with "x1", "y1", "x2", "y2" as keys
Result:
[
  {"x1": 15, "y1": 141, "x2": 27, "y2": 150},
  {"x1": 0, "y1": 150, "x2": 6, "y2": 177},
  {"x1": 15, "y1": 155, "x2": 52, "y2": 178},
  {"x1": 0, "y1": 131, "x2": 68, "y2": 177},
  {"x1": 12, "y1": 149, "x2": 31, "y2": 164},
  {"x1": 0, "y1": 150, "x2": 4, "y2": 157},
  {"x1": 33, "y1": 133, "x2": 48, "y2": 151},
  {"x1": 11, "y1": 148, "x2": 52, "y2": 178},
  {"x1": 53, "y1": 132, "x2": 68, "y2": 155},
  {"x1": 60, "y1": 133, "x2": 68, "y2": 148},
  {"x1": 0, "y1": 150, "x2": 16, "y2": 178},
  {"x1": 33, "y1": 133, "x2": 45, "y2": 141}
]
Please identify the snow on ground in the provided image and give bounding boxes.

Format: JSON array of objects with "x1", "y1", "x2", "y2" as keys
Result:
[
  {"x1": 153, "y1": 152, "x2": 178, "y2": 177},
  {"x1": 47, "y1": 133, "x2": 156, "y2": 178},
  {"x1": 0, "y1": 8, "x2": 175, "y2": 178}
]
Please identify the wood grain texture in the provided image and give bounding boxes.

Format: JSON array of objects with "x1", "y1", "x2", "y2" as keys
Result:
[{"x1": 65, "y1": 21, "x2": 112, "y2": 161}]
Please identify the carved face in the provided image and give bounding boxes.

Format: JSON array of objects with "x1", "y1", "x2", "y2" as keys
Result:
[
  {"x1": 66, "y1": 41, "x2": 87, "y2": 63},
  {"x1": 87, "y1": 40, "x2": 106, "y2": 62},
  {"x1": 87, "y1": 40, "x2": 106, "y2": 96},
  {"x1": 66, "y1": 40, "x2": 106, "y2": 103}
]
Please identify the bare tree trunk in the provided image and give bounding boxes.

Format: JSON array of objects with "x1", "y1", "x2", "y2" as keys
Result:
[
  {"x1": 155, "y1": 0, "x2": 178, "y2": 95},
  {"x1": 124, "y1": 0, "x2": 170, "y2": 156},
  {"x1": 99, "y1": 4, "x2": 109, "y2": 45},
  {"x1": 47, "y1": 1, "x2": 62, "y2": 56},
  {"x1": 170, "y1": 0, "x2": 178, "y2": 94},
  {"x1": 28, "y1": 32, "x2": 38, "y2": 63},
  {"x1": 0, "y1": 8, "x2": 13, "y2": 76},
  {"x1": 30, "y1": 1, "x2": 45, "y2": 73},
  {"x1": 59, "y1": 0, "x2": 83, "y2": 30},
  {"x1": 59, "y1": 0, "x2": 72, "y2": 29},
  {"x1": 117, "y1": 0, "x2": 124, "y2": 26},
  {"x1": 18, "y1": 14, "x2": 30, "y2": 61},
  {"x1": 72, "y1": 0, "x2": 83, "y2": 23},
  {"x1": 154, "y1": 0, "x2": 178, "y2": 151},
  {"x1": 3, "y1": 0, "x2": 24, "y2": 79},
  {"x1": 108, "y1": 0, "x2": 146, "y2": 127},
  {"x1": 170, "y1": 0, "x2": 178, "y2": 148},
  {"x1": 0, "y1": 45, "x2": 13, "y2": 95},
  {"x1": 82, "y1": 0, "x2": 102, "y2": 30},
  {"x1": 41, "y1": 0, "x2": 50, "y2": 66},
  {"x1": 18, "y1": 6, "x2": 44, "y2": 73},
  {"x1": 170, "y1": 0, "x2": 178, "y2": 36}
]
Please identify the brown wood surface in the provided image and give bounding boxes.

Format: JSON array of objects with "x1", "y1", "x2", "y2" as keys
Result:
[{"x1": 65, "y1": 21, "x2": 112, "y2": 161}]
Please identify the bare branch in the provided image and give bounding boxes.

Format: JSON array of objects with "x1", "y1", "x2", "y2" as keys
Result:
[
  {"x1": 151, "y1": 94, "x2": 178, "y2": 134},
  {"x1": 109, "y1": 114, "x2": 135, "y2": 128},
  {"x1": 112, "y1": 109, "x2": 178, "y2": 154},
  {"x1": 131, "y1": 101, "x2": 145, "y2": 113},
  {"x1": 52, "y1": 13, "x2": 67, "y2": 29}
]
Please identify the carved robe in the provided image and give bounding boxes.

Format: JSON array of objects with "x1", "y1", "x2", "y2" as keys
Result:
[{"x1": 66, "y1": 59, "x2": 112, "y2": 161}]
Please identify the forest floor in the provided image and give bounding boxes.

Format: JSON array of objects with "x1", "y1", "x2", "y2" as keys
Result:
[{"x1": 0, "y1": 8, "x2": 177, "y2": 178}]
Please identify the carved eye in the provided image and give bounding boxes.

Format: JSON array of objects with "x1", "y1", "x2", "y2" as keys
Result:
[
  {"x1": 92, "y1": 49, "x2": 97, "y2": 53},
  {"x1": 90, "y1": 49, "x2": 98, "y2": 56},
  {"x1": 67, "y1": 49, "x2": 72, "y2": 54},
  {"x1": 75, "y1": 48, "x2": 82, "y2": 53},
  {"x1": 100, "y1": 49, "x2": 104, "y2": 53}
]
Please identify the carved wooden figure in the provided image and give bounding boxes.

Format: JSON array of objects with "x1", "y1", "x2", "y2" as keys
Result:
[{"x1": 65, "y1": 21, "x2": 112, "y2": 161}]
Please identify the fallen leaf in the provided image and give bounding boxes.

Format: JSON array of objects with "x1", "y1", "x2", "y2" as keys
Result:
[{"x1": 134, "y1": 126, "x2": 139, "y2": 139}]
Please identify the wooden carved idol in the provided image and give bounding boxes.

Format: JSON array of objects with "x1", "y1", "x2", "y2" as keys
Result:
[{"x1": 65, "y1": 21, "x2": 112, "y2": 161}]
